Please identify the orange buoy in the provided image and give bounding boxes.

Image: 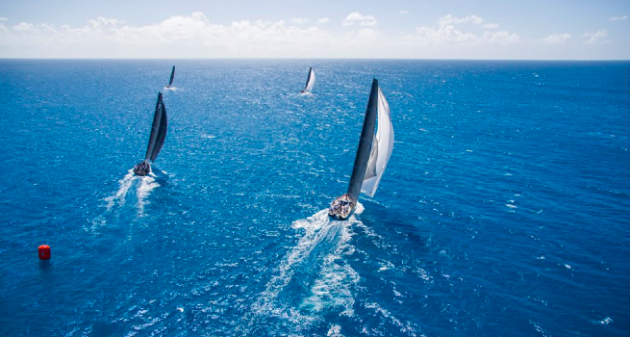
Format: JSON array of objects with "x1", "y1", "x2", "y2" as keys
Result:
[{"x1": 38, "y1": 245, "x2": 51, "y2": 260}]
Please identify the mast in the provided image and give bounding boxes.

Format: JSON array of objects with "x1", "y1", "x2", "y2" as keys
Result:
[
  {"x1": 346, "y1": 78, "x2": 379, "y2": 204},
  {"x1": 144, "y1": 92, "x2": 165, "y2": 162}
]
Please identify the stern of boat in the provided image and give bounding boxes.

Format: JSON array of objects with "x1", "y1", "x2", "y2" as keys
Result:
[
  {"x1": 133, "y1": 161, "x2": 151, "y2": 176},
  {"x1": 328, "y1": 194, "x2": 355, "y2": 220}
]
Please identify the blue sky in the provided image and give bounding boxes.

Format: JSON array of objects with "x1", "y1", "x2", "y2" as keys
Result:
[{"x1": 1, "y1": 0, "x2": 629, "y2": 59}]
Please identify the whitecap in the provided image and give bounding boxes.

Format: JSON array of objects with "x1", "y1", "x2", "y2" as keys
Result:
[
  {"x1": 327, "y1": 324, "x2": 343, "y2": 336},
  {"x1": 594, "y1": 317, "x2": 613, "y2": 325}
]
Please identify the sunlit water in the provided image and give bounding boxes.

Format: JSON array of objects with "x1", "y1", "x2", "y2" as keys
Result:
[{"x1": 0, "y1": 60, "x2": 629, "y2": 336}]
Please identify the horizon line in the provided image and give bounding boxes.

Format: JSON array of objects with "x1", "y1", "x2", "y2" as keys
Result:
[{"x1": 1, "y1": 57, "x2": 629, "y2": 62}]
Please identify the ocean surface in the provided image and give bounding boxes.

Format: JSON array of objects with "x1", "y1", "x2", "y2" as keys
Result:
[{"x1": 0, "y1": 59, "x2": 629, "y2": 337}]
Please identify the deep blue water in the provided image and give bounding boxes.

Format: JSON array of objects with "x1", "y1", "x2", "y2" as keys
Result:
[{"x1": 1, "y1": 59, "x2": 629, "y2": 337}]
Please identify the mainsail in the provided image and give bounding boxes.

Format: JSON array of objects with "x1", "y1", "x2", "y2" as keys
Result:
[
  {"x1": 168, "y1": 66, "x2": 175, "y2": 87},
  {"x1": 346, "y1": 79, "x2": 379, "y2": 204},
  {"x1": 144, "y1": 92, "x2": 168, "y2": 163},
  {"x1": 304, "y1": 67, "x2": 315, "y2": 92},
  {"x1": 360, "y1": 87, "x2": 394, "y2": 197}
]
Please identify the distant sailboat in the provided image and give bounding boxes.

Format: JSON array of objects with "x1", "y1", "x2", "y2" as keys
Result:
[
  {"x1": 300, "y1": 67, "x2": 315, "y2": 93},
  {"x1": 133, "y1": 92, "x2": 168, "y2": 176},
  {"x1": 328, "y1": 78, "x2": 394, "y2": 220},
  {"x1": 166, "y1": 65, "x2": 175, "y2": 88}
]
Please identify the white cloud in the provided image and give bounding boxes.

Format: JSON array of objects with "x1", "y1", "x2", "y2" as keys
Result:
[
  {"x1": 483, "y1": 23, "x2": 499, "y2": 29},
  {"x1": 414, "y1": 25, "x2": 477, "y2": 44},
  {"x1": 342, "y1": 12, "x2": 377, "y2": 26},
  {"x1": 6, "y1": 12, "x2": 615, "y2": 59},
  {"x1": 0, "y1": 12, "x2": 394, "y2": 58},
  {"x1": 609, "y1": 15, "x2": 628, "y2": 21},
  {"x1": 317, "y1": 18, "x2": 330, "y2": 24},
  {"x1": 400, "y1": 10, "x2": 409, "y2": 15},
  {"x1": 439, "y1": 14, "x2": 483, "y2": 27},
  {"x1": 407, "y1": 14, "x2": 518, "y2": 46},
  {"x1": 541, "y1": 33, "x2": 571, "y2": 45},
  {"x1": 291, "y1": 18, "x2": 308, "y2": 24},
  {"x1": 481, "y1": 31, "x2": 519, "y2": 45},
  {"x1": 583, "y1": 29, "x2": 608, "y2": 44},
  {"x1": 0, "y1": 17, "x2": 8, "y2": 22}
]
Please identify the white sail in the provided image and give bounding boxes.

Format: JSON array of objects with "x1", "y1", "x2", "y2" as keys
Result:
[
  {"x1": 304, "y1": 68, "x2": 315, "y2": 92},
  {"x1": 361, "y1": 87, "x2": 394, "y2": 197}
]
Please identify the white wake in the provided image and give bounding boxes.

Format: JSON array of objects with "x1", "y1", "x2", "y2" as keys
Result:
[
  {"x1": 250, "y1": 206, "x2": 362, "y2": 332},
  {"x1": 100, "y1": 169, "x2": 161, "y2": 219},
  {"x1": 104, "y1": 169, "x2": 136, "y2": 211},
  {"x1": 135, "y1": 175, "x2": 160, "y2": 217}
]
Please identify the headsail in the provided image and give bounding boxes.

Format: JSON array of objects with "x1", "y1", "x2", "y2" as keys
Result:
[
  {"x1": 360, "y1": 87, "x2": 394, "y2": 197},
  {"x1": 144, "y1": 92, "x2": 167, "y2": 163},
  {"x1": 346, "y1": 79, "x2": 379, "y2": 204},
  {"x1": 304, "y1": 67, "x2": 315, "y2": 92},
  {"x1": 168, "y1": 66, "x2": 175, "y2": 87}
]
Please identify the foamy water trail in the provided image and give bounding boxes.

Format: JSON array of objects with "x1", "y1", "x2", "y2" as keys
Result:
[
  {"x1": 364, "y1": 302, "x2": 419, "y2": 337},
  {"x1": 135, "y1": 175, "x2": 160, "y2": 217},
  {"x1": 104, "y1": 169, "x2": 136, "y2": 211},
  {"x1": 249, "y1": 207, "x2": 361, "y2": 333}
]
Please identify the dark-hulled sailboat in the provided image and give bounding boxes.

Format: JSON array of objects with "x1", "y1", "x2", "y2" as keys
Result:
[
  {"x1": 300, "y1": 67, "x2": 315, "y2": 94},
  {"x1": 328, "y1": 79, "x2": 394, "y2": 220},
  {"x1": 166, "y1": 65, "x2": 175, "y2": 88},
  {"x1": 133, "y1": 92, "x2": 168, "y2": 176}
]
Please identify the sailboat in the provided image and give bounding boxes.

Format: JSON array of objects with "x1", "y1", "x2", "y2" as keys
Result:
[
  {"x1": 300, "y1": 67, "x2": 315, "y2": 94},
  {"x1": 328, "y1": 78, "x2": 394, "y2": 220},
  {"x1": 166, "y1": 65, "x2": 175, "y2": 88},
  {"x1": 133, "y1": 92, "x2": 168, "y2": 176}
]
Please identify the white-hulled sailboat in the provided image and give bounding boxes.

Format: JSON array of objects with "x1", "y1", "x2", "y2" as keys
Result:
[
  {"x1": 300, "y1": 67, "x2": 315, "y2": 94},
  {"x1": 328, "y1": 78, "x2": 394, "y2": 220}
]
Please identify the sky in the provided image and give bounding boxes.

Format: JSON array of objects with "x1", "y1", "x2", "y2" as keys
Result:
[{"x1": 1, "y1": 0, "x2": 629, "y2": 59}]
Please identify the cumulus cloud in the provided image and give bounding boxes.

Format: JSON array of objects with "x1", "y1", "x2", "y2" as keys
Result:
[
  {"x1": 0, "y1": 12, "x2": 524, "y2": 58},
  {"x1": 583, "y1": 29, "x2": 608, "y2": 44},
  {"x1": 481, "y1": 30, "x2": 519, "y2": 45},
  {"x1": 609, "y1": 15, "x2": 627, "y2": 21},
  {"x1": 414, "y1": 25, "x2": 477, "y2": 44},
  {"x1": 408, "y1": 14, "x2": 518, "y2": 46},
  {"x1": 439, "y1": 14, "x2": 483, "y2": 27},
  {"x1": 291, "y1": 18, "x2": 308, "y2": 24},
  {"x1": 400, "y1": 10, "x2": 409, "y2": 15},
  {"x1": 343, "y1": 12, "x2": 377, "y2": 26},
  {"x1": 0, "y1": 12, "x2": 393, "y2": 58},
  {"x1": 541, "y1": 33, "x2": 571, "y2": 45}
]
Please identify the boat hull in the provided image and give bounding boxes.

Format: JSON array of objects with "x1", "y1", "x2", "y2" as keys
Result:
[
  {"x1": 328, "y1": 194, "x2": 355, "y2": 220},
  {"x1": 133, "y1": 161, "x2": 151, "y2": 176}
]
